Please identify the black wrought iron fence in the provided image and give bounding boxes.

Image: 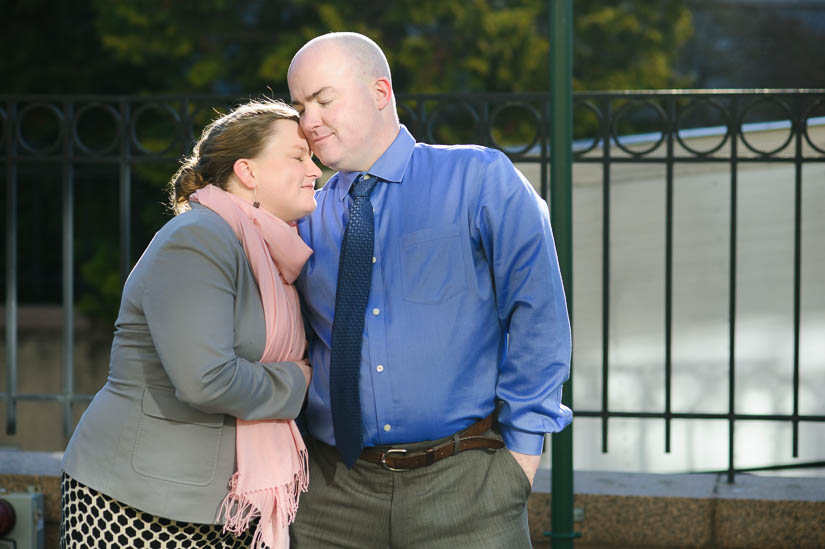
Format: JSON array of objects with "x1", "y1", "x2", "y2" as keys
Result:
[
  {"x1": 569, "y1": 90, "x2": 825, "y2": 482},
  {"x1": 2, "y1": 90, "x2": 824, "y2": 482}
]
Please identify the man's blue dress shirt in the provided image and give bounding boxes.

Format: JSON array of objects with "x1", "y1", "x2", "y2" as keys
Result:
[{"x1": 296, "y1": 126, "x2": 572, "y2": 455}]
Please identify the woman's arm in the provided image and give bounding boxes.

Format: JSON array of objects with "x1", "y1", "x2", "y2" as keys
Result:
[{"x1": 142, "y1": 214, "x2": 308, "y2": 420}]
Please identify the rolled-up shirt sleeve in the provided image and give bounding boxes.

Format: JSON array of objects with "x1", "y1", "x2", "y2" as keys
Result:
[
  {"x1": 141, "y1": 219, "x2": 307, "y2": 421},
  {"x1": 475, "y1": 151, "x2": 573, "y2": 455}
]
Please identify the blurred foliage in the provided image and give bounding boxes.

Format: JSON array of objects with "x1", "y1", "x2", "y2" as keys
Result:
[
  {"x1": 680, "y1": 3, "x2": 825, "y2": 89},
  {"x1": 2, "y1": 0, "x2": 695, "y2": 320},
  {"x1": 77, "y1": 243, "x2": 122, "y2": 323},
  {"x1": 3, "y1": 0, "x2": 694, "y2": 95},
  {"x1": 573, "y1": 0, "x2": 694, "y2": 91}
]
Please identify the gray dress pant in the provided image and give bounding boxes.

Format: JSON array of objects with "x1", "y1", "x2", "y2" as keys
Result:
[{"x1": 290, "y1": 430, "x2": 532, "y2": 548}]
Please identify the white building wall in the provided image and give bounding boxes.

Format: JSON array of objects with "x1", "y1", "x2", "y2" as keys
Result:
[{"x1": 518, "y1": 123, "x2": 825, "y2": 476}]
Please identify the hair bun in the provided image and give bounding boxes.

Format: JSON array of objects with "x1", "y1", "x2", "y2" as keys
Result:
[{"x1": 170, "y1": 163, "x2": 207, "y2": 214}]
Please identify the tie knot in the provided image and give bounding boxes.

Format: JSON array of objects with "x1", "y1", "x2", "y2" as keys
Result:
[{"x1": 351, "y1": 174, "x2": 379, "y2": 198}]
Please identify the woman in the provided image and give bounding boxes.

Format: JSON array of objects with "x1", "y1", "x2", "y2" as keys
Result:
[{"x1": 60, "y1": 98, "x2": 321, "y2": 549}]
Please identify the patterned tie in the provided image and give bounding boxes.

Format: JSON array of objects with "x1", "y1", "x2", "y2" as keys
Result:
[{"x1": 329, "y1": 173, "x2": 379, "y2": 467}]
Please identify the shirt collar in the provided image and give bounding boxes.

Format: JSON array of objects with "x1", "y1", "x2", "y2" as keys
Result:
[{"x1": 335, "y1": 125, "x2": 416, "y2": 202}]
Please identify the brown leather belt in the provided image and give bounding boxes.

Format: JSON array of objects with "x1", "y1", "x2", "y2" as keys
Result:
[{"x1": 359, "y1": 413, "x2": 504, "y2": 471}]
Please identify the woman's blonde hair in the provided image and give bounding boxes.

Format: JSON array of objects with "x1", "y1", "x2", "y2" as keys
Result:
[{"x1": 169, "y1": 98, "x2": 300, "y2": 214}]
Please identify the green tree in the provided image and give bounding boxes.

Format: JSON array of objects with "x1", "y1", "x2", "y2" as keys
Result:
[
  {"x1": 2, "y1": 0, "x2": 149, "y2": 93},
  {"x1": 84, "y1": 0, "x2": 693, "y2": 94},
  {"x1": 573, "y1": 0, "x2": 693, "y2": 90},
  {"x1": 3, "y1": 0, "x2": 694, "y2": 321}
]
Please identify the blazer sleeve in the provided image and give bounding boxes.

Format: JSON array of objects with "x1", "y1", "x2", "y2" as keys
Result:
[{"x1": 141, "y1": 213, "x2": 307, "y2": 421}]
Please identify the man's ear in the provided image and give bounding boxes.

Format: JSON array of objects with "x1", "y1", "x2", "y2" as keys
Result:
[
  {"x1": 374, "y1": 77, "x2": 393, "y2": 111},
  {"x1": 233, "y1": 158, "x2": 256, "y2": 189}
]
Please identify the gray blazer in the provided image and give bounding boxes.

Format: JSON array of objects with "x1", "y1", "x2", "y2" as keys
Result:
[{"x1": 61, "y1": 203, "x2": 307, "y2": 524}]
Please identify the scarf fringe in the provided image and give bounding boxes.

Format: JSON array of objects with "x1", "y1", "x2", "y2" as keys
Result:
[
  {"x1": 192, "y1": 186, "x2": 313, "y2": 548},
  {"x1": 219, "y1": 447, "x2": 309, "y2": 547}
]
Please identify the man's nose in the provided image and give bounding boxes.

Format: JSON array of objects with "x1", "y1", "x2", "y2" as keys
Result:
[{"x1": 300, "y1": 106, "x2": 320, "y2": 130}]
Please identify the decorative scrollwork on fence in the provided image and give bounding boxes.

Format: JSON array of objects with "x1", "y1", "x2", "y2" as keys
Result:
[
  {"x1": 17, "y1": 102, "x2": 65, "y2": 155},
  {"x1": 675, "y1": 98, "x2": 730, "y2": 156},
  {"x1": 488, "y1": 101, "x2": 542, "y2": 155},
  {"x1": 737, "y1": 96, "x2": 795, "y2": 156},
  {"x1": 2, "y1": 92, "x2": 824, "y2": 164},
  {"x1": 73, "y1": 102, "x2": 123, "y2": 156},
  {"x1": 803, "y1": 99, "x2": 825, "y2": 155},
  {"x1": 0, "y1": 106, "x2": 8, "y2": 151}
]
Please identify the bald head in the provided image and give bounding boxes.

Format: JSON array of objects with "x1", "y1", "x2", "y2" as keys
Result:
[
  {"x1": 288, "y1": 32, "x2": 392, "y2": 85},
  {"x1": 287, "y1": 32, "x2": 400, "y2": 172}
]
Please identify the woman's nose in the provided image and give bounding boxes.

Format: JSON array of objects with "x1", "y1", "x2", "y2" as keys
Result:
[{"x1": 307, "y1": 159, "x2": 322, "y2": 178}]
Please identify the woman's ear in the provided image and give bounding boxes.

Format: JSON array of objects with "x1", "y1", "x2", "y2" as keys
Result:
[
  {"x1": 233, "y1": 158, "x2": 256, "y2": 190},
  {"x1": 374, "y1": 77, "x2": 393, "y2": 111}
]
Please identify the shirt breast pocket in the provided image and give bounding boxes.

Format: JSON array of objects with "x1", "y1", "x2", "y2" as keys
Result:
[{"x1": 400, "y1": 225, "x2": 467, "y2": 304}]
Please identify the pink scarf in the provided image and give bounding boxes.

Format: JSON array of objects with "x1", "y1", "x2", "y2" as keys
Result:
[{"x1": 190, "y1": 185, "x2": 312, "y2": 549}]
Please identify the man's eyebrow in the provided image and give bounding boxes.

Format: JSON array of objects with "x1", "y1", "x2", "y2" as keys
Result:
[{"x1": 292, "y1": 86, "x2": 333, "y2": 107}]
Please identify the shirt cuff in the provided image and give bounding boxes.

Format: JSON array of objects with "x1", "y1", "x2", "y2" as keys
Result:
[{"x1": 500, "y1": 425, "x2": 545, "y2": 455}]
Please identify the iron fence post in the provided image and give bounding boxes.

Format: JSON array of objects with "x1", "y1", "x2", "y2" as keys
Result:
[
  {"x1": 62, "y1": 100, "x2": 75, "y2": 439},
  {"x1": 4, "y1": 100, "x2": 18, "y2": 436},
  {"x1": 119, "y1": 99, "x2": 132, "y2": 283},
  {"x1": 548, "y1": 1, "x2": 577, "y2": 546}
]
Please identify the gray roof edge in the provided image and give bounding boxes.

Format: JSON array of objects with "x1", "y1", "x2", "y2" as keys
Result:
[
  {"x1": 532, "y1": 469, "x2": 825, "y2": 502},
  {"x1": 0, "y1": 450, "x2": 63, "y2": 477},
  {"x1": 2, "y1": 451, "x2": 823, "y2": 503}
]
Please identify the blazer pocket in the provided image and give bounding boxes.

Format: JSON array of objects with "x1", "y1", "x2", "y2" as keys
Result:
[
  {"x1": 132, "y1": 386, "x2": 224, "y2": 486},
  {"x1": 401, "y1": 225, "x2": 467, "y2": 304}
]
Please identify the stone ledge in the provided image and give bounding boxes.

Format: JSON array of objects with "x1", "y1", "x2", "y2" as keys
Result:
[
  {"x1": 530, "y1": 470, "x2": 825, "y2": 548},
  {"x1": 2, "y1": 451, "x2": 824, "y2": 548}
]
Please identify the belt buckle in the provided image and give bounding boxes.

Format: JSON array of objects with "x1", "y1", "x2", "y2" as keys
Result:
[{"x1": 380, "y1": 448, "x2": 408, "y2": 472}]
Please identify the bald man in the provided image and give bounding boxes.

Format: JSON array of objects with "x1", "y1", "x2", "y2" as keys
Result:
[{"x1": 288, "y1": 32, "x2": 571, "y2": 548}]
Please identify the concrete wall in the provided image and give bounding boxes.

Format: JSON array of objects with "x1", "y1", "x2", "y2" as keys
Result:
[{"x1": 0, "y1": 306, "x2": 111, "y2": 451}]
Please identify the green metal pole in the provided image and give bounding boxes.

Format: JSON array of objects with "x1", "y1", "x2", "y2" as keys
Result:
[{"x1": 548, "y1": 0, "x2": 577, "y2": 547}]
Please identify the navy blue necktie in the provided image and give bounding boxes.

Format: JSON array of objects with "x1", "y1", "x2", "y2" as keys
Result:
[{"x1": 329, "y1": 173, "x2": 379, "y2": 467}]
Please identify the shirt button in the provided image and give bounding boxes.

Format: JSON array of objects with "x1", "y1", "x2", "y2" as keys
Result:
[
  {"x1": 376, "y1": 364, "x2": 384, "y2": 372},
  {"x1": 372, "y1": 256, "x2": 377, "y2": 263},
  {"x1": 383, "y1": 424, "x2": 392, "y2": 432},
  {"x1": 372, "y1": 308, "x2": 380, "y2": 316}
]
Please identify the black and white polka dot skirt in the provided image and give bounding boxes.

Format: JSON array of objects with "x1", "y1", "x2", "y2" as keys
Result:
[{"x1": 60, "y1": 473, "x2": 261, "y2": 548}]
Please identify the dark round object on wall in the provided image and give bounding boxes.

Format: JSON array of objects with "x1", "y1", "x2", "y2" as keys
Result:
[{"x1": 0, "y1": 498, "x2": 16, "y2": 535}]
